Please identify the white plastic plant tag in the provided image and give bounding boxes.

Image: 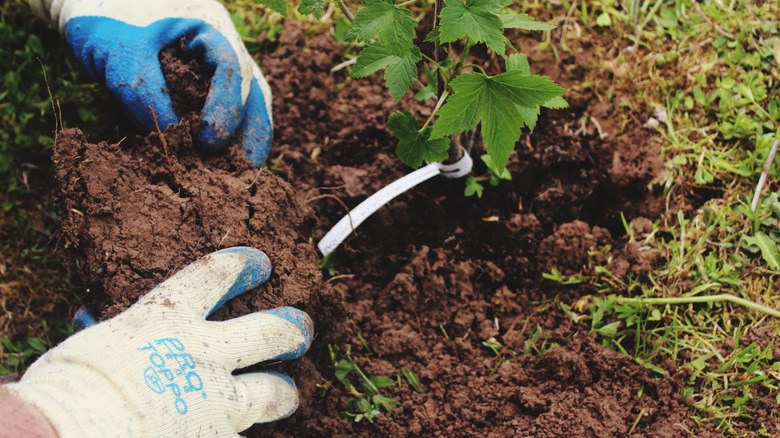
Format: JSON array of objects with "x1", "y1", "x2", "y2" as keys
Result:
[{"x1": 317, "y1": 151, "x2": 473, "y2": 256}]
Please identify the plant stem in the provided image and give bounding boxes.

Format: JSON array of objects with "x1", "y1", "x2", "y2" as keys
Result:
[
  {"x1": 420, "y1": 88, "x2": 450, "y2": 131},
  {"x1": 338, "y1": 0, "x2": 355, "y2": 22},
  {"x1": 617, "y1": 294, "x2": 780, "y2": 319},
  {"x1": 461, "y1": 63, "x2": 487, "y2": 75},
  {"x1": 750, "y1": 138, "x2": 779, "y2": 213},
  {"x1": 451, "y1": 40, "x2": 474, "y2": 78},
  {"x1": 433, "y1": 0, "x2": 447, "y2": 97}
]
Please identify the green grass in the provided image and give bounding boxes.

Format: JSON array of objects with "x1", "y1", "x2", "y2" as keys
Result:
[
  {"x1": 0, "y1": 1, "x2": 98, "y2": 373},
  {"x1": 530, "y1": 0, "x2": 780, "y2": 434},
  {"x1": 326, "y1": 341, "x2": 425, "y2": 424}
]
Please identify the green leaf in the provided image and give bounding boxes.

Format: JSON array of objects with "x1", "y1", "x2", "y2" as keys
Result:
[
  {"x1": 345, "y1": 0, "x2": 417, "y2": 57},
  {"x1": 516, "y1": 105, "x2": 540, "y2": 132},
  {"x1": 257, "y1": 0, "x2": 288, "y2": 17},
  {"x1": 596, "y1": 320, "x2": 621, "y2": 338},
  {"x1": 335, "y1": 359, "x2": 355, "y2": 384},
  {"x1": 414, "y1": 63, "x2": 437, "y2": 101},
  {"x1": 595, "y1": 12, "x2": 612, "y2": 27},
  {"x1": 401, "y1": 366, "x2": 425, "y2": 393},
  {"x1": 352, "y1": 43, "x2": 396, "y2": 77},
  {"x1": 506, "y1": 53, "x2": 539, "y2": 131},
  {"x1": 425, "y1": 26, "x2": 441, "y2": 43},
  {"x1": 439, "y1": 0, "x2": 509, "y2": 55},
  {"x1": 352, "y1": 43, "x2": 421, "y2": 102},
  {"x1": 505, "y1": 54, "x2": 567, "y2": 128},
  {"x1": 500, "y1": 13, "x2": 556, "y2": 31},
  {"x1": 298, "y1": 0, "x2": 325, "y2": 18},
  {"x1": 506, "y1": 53, "x2": 530, "y2": 75},
  {"x1": 492, "y1": 71, "x2": 567, "y2": 107},
  {"x1": 26, "y1": 337, "x2": 47, "y2": 354},
  {"x1": 385, "y1": 48, "x2": 422, "y2": 102},
  {"x1": 542, "y1": 95, "x2": 569, "y2": 109},
  {"x1": 334, "y1": 17, "x2": 351, "y2": 42},
  {"x1": 388, "y1": 111, "x2": 450, "y2": 168},
  {"x1": 372, "y1": 394, "x2": 400, "y2": 411},
  {"x1": 464, "y1": 176, "x2": 484, "y2": 197},
  {"x1": 369, "y1": 375, "x2": 396, "y2": 389},
  {"x1": 743, "y1": 232, "x2": 780, "y2": 270},
  {"x1": 481, "y1": 154, "x2": 511, "y2": 184},
  {"x1": 431, "y1": 72, "x2": 566, "y2": 168}
]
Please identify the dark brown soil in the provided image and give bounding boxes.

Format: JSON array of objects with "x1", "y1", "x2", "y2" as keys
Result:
[{"x1": 51, "y1": 22, "x2": 708, "y2": 437}]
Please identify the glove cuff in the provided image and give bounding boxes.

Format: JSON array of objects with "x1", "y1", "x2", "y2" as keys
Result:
[
  {"x1": 1, "y1": 360, "x2": 141, "y2": 438},
  {"x1": 29, "y1": 0, "x2": 62, "y2": 26}
]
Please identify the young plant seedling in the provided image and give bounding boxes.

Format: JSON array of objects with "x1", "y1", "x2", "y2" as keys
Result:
[
  {"x1": 291, "y1": 0, "x2": 568, "y2": 172},
  {"x1": 260, "y1": 0, "x2": 568, "y2": 255}
]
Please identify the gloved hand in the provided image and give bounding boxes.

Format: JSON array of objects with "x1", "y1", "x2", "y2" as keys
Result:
[
  {"x1": 1, "y1": 247, "x2": 312, "y2": 437},
  {"x1": 30, "y1": 0, "x2": 273, "y2": 166}
]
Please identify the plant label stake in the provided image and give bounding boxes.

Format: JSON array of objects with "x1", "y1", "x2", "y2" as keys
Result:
[{"x1": 318, "y1": 151, "x2": 472, "y2": 256}]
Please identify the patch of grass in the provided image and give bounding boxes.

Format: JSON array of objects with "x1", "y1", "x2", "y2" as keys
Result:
[
  {"x1": 325, "y1": 341, "x2": 425, "y2": 424},
  {"x1": 526, "y1": 0, "x2": 780, "y2": 433},
  {"x1": 1, "y1": 1, "x2": 98, "y2": 373}
]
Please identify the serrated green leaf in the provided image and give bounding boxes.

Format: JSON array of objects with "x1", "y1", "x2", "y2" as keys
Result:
[
  {"x1": 491, "y1": 72, "x2": 567, "y2": 108},
  {"x1": 439, "y1": 0, "x2": 508, "y2": 55},
  {"x1": 352, "y1": 43, "x2": 421, "y2": 102},
  {"x1": 516, "y1": 105, "x2": 540, "y2": 131},
  {"x1": 506, "y1": 53, "x2": 530, "y2": 75},
  {"x1": 351, "y1": 43, "x2": 396, "y2": 77},
  {"x1": 465, "y1": 176, "x2": 484, "y2": 197},
  {"x1": 506, "y1": 54, "x2": 566, "y2": 126},
  {"x1": 743, "y1": 232, "x2": 780, "y2": 270},
  {"x1": 345, "y1": 0, "x2": 416, "y2": 57},
  {"x1": 501, "y1": 13, "x2": 556, "y2": 30},
  {"x1": 431, "y1": 72, "x2": 566, "y2": 168},
  {"x1": 481, "y1": 154, "x2": 511, "y2": 181},
  {"x1": 386, "y1": 48, "x2": 421, "y2": 102},
  {"x1": 425, "y1": 26, "x2": 441, "y2": 43},
  {"x1": 542, "y1": 95, "x2": 569, "y2": 109},
  {"x1": 388, "y1": 111, "x2": 450, "y2": 168},
  {"x1": 298, "y1": 0, "x2": 324, "y2": 18},
  {"x1": 257, "y1": 0, "x2": 288, "y2": 17},
  {"x1": 414, "y1": 63, "x2": 437, "y2": 101}
]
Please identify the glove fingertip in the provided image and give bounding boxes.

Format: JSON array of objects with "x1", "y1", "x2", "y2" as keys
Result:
[
  {"x1": 72, "y1": 306, "x2": 98, "y2": 332},
  {"x1": 237, "y1": 78, "x2": 273, "y2": 167},
  {"x1": 205, "y1": 247, "x2": 272, "y2": 316},
  {"x1": 262, "y1": 307, "x2": 313, "y2": 360},
  {"x1": 234, "y1": 371, "x2": 299, "y2": 429},
  {"x1": 264, "y1": 371, "x2": 299, "y2": 420}
]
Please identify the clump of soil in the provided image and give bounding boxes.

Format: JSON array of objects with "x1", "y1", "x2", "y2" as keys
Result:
[
  {"x1": 51, "y1": 43, "x2": 322, "y2": 319},
  {"x1": 52, "y1": 21, "x2": 702, "y2": 437},
  {"x1": 52, "y1": 124, "x2": 321, "y2": 319}
]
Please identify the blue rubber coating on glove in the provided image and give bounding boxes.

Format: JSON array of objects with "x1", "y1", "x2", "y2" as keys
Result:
[
  {"x1": 263, "y1": 307, "x2": 314, "y2": 361},
  {"x1": 237, "y1": 77, "x2": 273, "y2": 167},
  {"x1": 72, "y1": 306, "x2": 98, "y2": 332},
  {"x1": 64, "y1": 16, "x2": 272, "y2": 165},
  {"x1": 206, "y1": 247, "x2": 272, "y2": 317}
]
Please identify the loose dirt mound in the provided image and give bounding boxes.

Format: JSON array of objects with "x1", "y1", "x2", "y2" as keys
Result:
[{"x1": 51, "y1": 21, "x2": 702, "y2": 437}]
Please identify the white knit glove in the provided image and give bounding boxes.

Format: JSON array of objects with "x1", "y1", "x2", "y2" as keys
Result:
[
  {"x1": 30, "y1": 0, "x2": 274, "y2": 166},
  {"x1": 1, "y1": 247, "x2": 313, "y2": 437}
]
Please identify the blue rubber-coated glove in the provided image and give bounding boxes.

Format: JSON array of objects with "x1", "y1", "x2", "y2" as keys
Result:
[
  {"x1": 31, "y1": 0, "x2": 273, "y2": 166},
  {"x1": 2, "y1": 247, "x2": 313, "y2": 437}
]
